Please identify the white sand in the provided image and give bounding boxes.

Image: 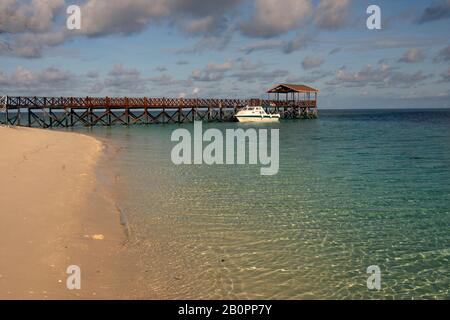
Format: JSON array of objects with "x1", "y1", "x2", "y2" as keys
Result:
[{"x1": 0, "y1": 126, "x2": 133, "y2": 299}]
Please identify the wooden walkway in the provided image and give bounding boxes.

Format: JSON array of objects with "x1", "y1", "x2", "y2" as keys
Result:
[{"x1": 0, "y1": 96, "x2": 317, "y2": 128}]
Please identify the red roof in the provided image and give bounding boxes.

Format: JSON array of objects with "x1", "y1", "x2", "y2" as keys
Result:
[{"x1": 267, "y1": 84, "x2": 319, "y2": 93}]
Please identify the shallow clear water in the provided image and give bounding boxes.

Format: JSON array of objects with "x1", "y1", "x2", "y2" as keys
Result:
[{"x1": 82, "y1": 109, "x2": 450, "y2": 299}]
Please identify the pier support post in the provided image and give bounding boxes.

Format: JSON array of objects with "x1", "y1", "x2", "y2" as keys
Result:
[
  {"x1": 5, "y1": 106, "x2": 9, "y2": 125},
  {"x1": 17, "y1": 107, "x2": 21, "y2": 126},
  {"x1": 88, "y1": 108, "x2": 93, "y2": 126},
  {"x1": 48, "y1": 108, "x2": 53, "y2": 128}
]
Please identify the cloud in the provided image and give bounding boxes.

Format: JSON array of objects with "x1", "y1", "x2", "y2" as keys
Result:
[
  {"x1": 239, "y1": 39, "x2": 285, "y2": 54},
  {"x1": 148, "y1": 74, "x2": 187, "y2": 86},
  {"x1": 204, "y1": 61, "x2": 234, "y2": 73},
  {"x1": 190, "y1": 60, "x2": 233, "y2": 82},
  {"x1": 440, "y1": 67, "x2": 450, "y2": 82},
  {"x1": 434, "y1": 45, "x2": 450, "y2": 62},
  {"x1": 418, "y1": 0, "x2": 450, "y2": 24},
  {"x1": 240, "y1": 0, "x2": 312, "y2": 38},
  {"x1": 172, "y1": 26, "x2": 235, "y2": 53},
  {"x1": 0, "y1": 0, "x2": 65, "y2": 34},
  {"x1": 0, "y1": 0, "x2": 67, "y2": 58},
  {"x1": 100, "y1": 64, "x2": 191, "y2": 94},
  {"x1": 327, "y1": 62, "x2": 432, "y2": 89},
  {"x1": 155, "y1": 66, "x2": 168, "y2": 72},
  {"x1": 361, "y1": 36, "x2": 445, "y2": 51},
  {"x1": 80, "y1": 0, "x2": 243, "y2": 37},
  {"x1": 104, "y1": 64, "x2": 148, "y2": 93},
  {"x1": 0, "y1": 65, "x2": 74, "y2": 94},
  {"x1": 230, "y1": 69, "x2": 289, "y2": 83},
  {"x1": 189, "y1": 57, "x2": 287, "y2": 85},
  {"x1": 314, "y1": 0, "x2": 351, "y2": 30},
  {"x1": 302, "y1": 56, "x2": 324, "y2": 70},
  {"x1": 86, "y1": 71, "x2": 100, "y2": 79},
  {"x1": 190, "y1": 70, "x2": 224, "y2": 82},
  {"x1": 1, "y1": 0, "x2": 244, "y2": 58},
  {"x1": 329, "y1": 47, "x2": 342, "y2": 55},
  {"x1": 86, "y1": 82, "x2": 104, "y2": 94},
  {"x1": 287, "y1": 71, "x2": 332, "y2": 83},
  {"x1": 79, "y1": 0, "x2": 167, "y2": 36},
  {"x1": 398, "y1": 48, "x2": 426, "y2": 63},
  {"x1": 329, "y1": 64, "x2": 386, "y2": 87},
  {"x1": 282, "y1": 33, "x2": 312, "y2": 54},
  {"x1": 4, "y1": 30, "x2": 67, "y2": 58},
  {"x1": 239, "y1": 33, "x2": 311, "y2": 55},
  {"x1": 237, "y1": 58, "x2": 263, "y2": 71},
  {"x1": 182, "y1": 16, "x2": 228, "y2": 36},
  {"x1": 387, "y1": 71, "x2": 431, "y2": 88}
]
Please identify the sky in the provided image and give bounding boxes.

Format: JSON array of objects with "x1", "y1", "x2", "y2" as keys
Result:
[{"x1": 1, "y1": 0, "x2": 450, "y2": 108}]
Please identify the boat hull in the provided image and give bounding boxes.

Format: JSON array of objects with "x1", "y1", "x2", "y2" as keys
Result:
[{"x1": 236, "y1": 115, "x2": 280, "y2": 123}]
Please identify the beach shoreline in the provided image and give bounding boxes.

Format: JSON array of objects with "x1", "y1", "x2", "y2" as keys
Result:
[{"x1": 0, "y1": 125, "x2": 136, "y2": 299}]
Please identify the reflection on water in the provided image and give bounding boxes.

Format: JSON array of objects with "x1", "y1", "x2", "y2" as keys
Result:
[{"x1": 82, "y1": 109, "x2": 450, "y2": 299}]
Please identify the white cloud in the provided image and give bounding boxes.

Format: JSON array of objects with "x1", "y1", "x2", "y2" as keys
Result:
[
  {"x1": 328, "y1": 62, "x2": 432, "y2": 89},
  {"x1": 314, "y1": 0, "x2": 351, "y2": 30},
  {"x1": 80, "y1": 0, "x2": 243, "y2": 37},
  {"x1": 440, "y1": 67, "x2": 450, "y2": 82},
  {"x1": 239, "y1": 39, "x2": 285, "y2": 54},
  {"x1": 398, "y1": 48, "x2": 426, "y2": 63},
  {"x1": 0, "y1": 0, "x2": 65, "y2": 34},
  {"x1": 302, "y1": 56, "x2": 324, "y2": 70},
  {"x1": 104, "y1": 64, "x2": 148, "y2": 93},
  {"x1": 434, "y1": 44, "x2": 450, "y2": 62},
  {"x1": 192, "y1": 87, "x2": 200, "y2": 95},
  {"x1": 1, "y1": 0, "x2": 244, "y2": 58},
  {"x1": 283, "y1": 33, "x2": 312, "y2": 54},
  {"x1": 191, "y1": 60, "x2": 233, "y2": 82},
  {"x1": 0, "y1": 65, "x2": 74, "y2": 94},
  {"x1": 0, "y1": 0, "x2": 67, "y2": 58},
  {"x1": 239, "y1": 34, "x2": 311, "y2": 55},
  {"x1": 240, "y1": 0, "x2": 312, "y2": 38}
]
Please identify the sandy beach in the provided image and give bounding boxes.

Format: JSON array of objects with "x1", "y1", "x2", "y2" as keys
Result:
[{"x1": 0, "y1": 125, "x2": 134, "y2": 299}]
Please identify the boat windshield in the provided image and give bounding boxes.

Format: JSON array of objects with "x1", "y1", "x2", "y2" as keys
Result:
[{"x1": 242, "y1": 106, "x2": 264, "y2": 111}]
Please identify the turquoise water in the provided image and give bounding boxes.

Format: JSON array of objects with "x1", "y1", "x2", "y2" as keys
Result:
[{"x1": 83, "y1": 109, "x2": 450, "y2": 299}]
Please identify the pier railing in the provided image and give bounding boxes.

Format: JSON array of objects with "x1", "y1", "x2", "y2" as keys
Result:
[
  {"x1": 3, "y1": 96, "x2": 316, "y2": 109},
  {"x1": 0, "y1": 96, "x2": 318, "y2": 128}
]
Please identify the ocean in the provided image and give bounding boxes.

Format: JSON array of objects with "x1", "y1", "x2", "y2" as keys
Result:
[{"x1": 81, "y1": 109, "x2": 450, "y2": 299}]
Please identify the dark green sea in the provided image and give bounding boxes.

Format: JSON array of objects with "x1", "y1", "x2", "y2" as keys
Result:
[{"x1": 83, "y1": 109, "x2": 450, "y2": 299}]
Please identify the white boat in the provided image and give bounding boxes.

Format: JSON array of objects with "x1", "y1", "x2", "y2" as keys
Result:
[{"x1": 235, "y1": 106, "x2": 280, "y2": 123}]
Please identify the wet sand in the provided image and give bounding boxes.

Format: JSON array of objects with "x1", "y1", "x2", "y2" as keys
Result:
[{"x1": 0, "y1": 125, "x2": 136, "y2": 299}]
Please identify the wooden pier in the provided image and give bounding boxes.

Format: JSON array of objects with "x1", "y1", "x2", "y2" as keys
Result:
[{"x1": 0, "y1": 84, "x2": 318, "y2": 128}]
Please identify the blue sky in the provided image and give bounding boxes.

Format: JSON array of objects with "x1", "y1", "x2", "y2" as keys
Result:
[{"x1": 1, "y1": 0, "x2": 450, "y2": 108}]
